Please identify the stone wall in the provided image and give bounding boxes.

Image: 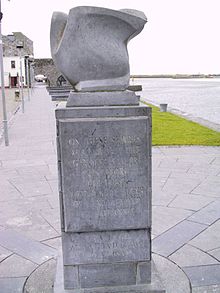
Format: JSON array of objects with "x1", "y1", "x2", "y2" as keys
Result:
[{"x1": 34, "y1": 58, "x2": 70, "y2": 87}]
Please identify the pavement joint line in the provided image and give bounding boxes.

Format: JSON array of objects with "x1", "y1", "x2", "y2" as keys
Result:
[
  {"x1": 0, "y1": 251, "x2": 14, "y2": 265},
  {"x1": 7, "y1": 179, "x2": 24, "y2": 198},
  {"x1": 161, "y1": 172, "x2": 172, "y2": 190},
  {"x1": 185, "y1": 198, "x2": 216, "y2": 216},
  {"x1": 153, "y1": 218, "x2": 205, "y2": 242},
  {"x1": 166, "y1": 194, "x2": 178, "y2": 207},
  {"x1": 189, "y1": 180, "x2": 204, "y2": 194},
  {"x1": 155, "y1": 252, "x2": 193, "y2": 292},
  {"x1": 39, "y1": 213, "x2": 60, "y2": 235},
  {"x1": 41, "y1": 235, "x2": 61, "y2": 243},
  {"x1": 209, "y1": 157, "x2": 217, "y2": 165}
]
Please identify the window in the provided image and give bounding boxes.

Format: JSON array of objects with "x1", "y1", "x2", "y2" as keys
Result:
[{"x1": 11, "y1": 61, "x2": 16, "y2": 69}]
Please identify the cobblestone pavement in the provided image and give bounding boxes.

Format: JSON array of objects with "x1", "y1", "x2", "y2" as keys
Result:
[{"x1": 0, "y1": 85, "x2": 220, "y2": 292}]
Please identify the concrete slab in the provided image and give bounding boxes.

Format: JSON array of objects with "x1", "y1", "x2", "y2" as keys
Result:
[
  {"x1": 153, "y1": 220, "x2": 207, "y2": 257},
  {"x1": 0, "y1": 277, "x2": 26, "y2": 293},
  {"x1": 152, "y1": 206, "x2": 193, "y2": 236},
  {"x1": 188, "y1": 200, "x2": 220, "y2": 225},
  {"x1": 0, "y1": 254, "x2": 37, "y2": 277},
  {"x1": 189, "y1": 220, "x2": 220, "y2": 251},
  {"x1": 169, "y1": 244, "x2": 218, "y2": 267},
  {"x1": 183, "y1": 264, "x2": 220, "y2": 287},
  {"x1": 0, "y1": 229, "x2": 56, "y2": 264},
  {"x1": 168, "y1": 194, "x2": 213, "y2": 211},
  {"x1": 0, "y1": 245, "x2": 13, "y2": 262}
]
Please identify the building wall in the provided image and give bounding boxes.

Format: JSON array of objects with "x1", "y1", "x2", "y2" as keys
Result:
[
  {"x1": 0, "y1": 32, "x2": 33, "y2": 87},
  {"x1": 3, "y1": 32, "x2": 34, "y2": 57},
  {"x1": 34, "y1": 58, "x2": 70, "y2": 87}
]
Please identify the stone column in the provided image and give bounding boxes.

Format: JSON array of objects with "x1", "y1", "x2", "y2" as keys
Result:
[{"x1": 54, "y1": 91, "x2": 165, "y2": 292}]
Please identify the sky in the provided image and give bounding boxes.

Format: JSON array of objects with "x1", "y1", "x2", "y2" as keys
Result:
[{"x1": 2, "y1": 0, "x2": 220, "y2": 74}]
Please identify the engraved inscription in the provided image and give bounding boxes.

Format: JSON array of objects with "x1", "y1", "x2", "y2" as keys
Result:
[
  {"x1": 63, "y1": 230, "x2": 150, "y2": 265},
  {"x1": 60, "y1": 118, "x2": 151, "y2": 232}
]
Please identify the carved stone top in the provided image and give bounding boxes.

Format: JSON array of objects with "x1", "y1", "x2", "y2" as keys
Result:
[{"x1": 50, "y1": 6, "x2": 147, "y2": 92}]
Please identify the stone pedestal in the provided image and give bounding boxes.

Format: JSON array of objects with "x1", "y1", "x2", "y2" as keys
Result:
[{"x1": 55, "y1": 92, "x2": 165, "y2": 292}]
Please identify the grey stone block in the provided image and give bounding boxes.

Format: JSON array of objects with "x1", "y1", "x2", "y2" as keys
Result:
[
  {"x1": 54, "y1": 251, "x2": 165, "y2": 292},
  {"x1": 62, "y1": 229, "x2": 150, "y2": 265},
  {"x1": 137, "y1": 262, "x2": 151, "y2": 284},
  {"x1": 66, "y1": 91, "x2": 139, "y2": 107},
  {"x1": 79, "y1": 263, "x2": 136, "y2": 288},
  {"x1": 183, "y1": 264, "x2": 220, "y2": 287},
  {"x1": 64, "y1": 265, "x2": 79, "y2": 289},
  {"x1": 59, "y1": 116, "x2": 151, "y2": 232},
  {"x1": 153, "y1": 220, "x2": 207, "y2": 257},
  {"x1": 55, "y1": 102, "x2": 151, "y2": 120}
]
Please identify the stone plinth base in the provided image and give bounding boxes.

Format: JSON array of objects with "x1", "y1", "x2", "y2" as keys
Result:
[{"x1": 54, "y1": 251, "x2": 165, "y2": 293}]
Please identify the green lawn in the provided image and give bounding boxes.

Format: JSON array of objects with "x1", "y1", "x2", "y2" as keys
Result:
[{"x1": 141, "y1": 102, "x2": 220, "y2": 146}]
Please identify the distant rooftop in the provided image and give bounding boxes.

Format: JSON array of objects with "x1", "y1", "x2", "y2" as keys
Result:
[{"x1": 2, "y1": 32, "x2": 34, "y2": 57}]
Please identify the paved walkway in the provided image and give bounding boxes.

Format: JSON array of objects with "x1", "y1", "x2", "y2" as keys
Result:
[{"x1": 0, "y1": 85, "x2": 220, "y2": 292}]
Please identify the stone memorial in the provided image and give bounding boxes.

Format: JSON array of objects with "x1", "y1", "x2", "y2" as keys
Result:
[{"x1": 52, "y1": 6, "x2": 165, "y2": 293}]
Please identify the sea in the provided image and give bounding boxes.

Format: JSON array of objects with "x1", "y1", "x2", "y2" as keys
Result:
[{"x1": 132, "y1": 78, "x2": 220, "y2": 125}]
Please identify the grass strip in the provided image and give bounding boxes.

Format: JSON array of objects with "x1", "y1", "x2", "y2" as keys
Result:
[{"x1": 141, "y1": 101, "x2": 220, "y2": 146}]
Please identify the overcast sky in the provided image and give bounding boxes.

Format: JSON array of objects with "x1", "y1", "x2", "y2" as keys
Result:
[{"x1": 2, "y1": 0, "x2": 220, "y2": 74}]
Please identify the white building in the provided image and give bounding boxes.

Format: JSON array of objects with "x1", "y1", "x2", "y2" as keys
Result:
[
  {"x1": 0, "y1": 32, "x2": 34, "y2": 88},
  {"x1": 2, "y1": 56, "x2": 25, "y2": 87}
]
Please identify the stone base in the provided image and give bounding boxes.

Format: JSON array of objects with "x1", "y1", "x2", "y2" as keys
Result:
[
  {"x1": 66, "y1": 91, "x2": 139, "y2": 107},
  {"x1": 54, "y1": 251, "x2": 165, "y2": 293}
]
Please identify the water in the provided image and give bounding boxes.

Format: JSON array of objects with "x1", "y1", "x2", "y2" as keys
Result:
[{"x1": 133, "y1": 78, "x2": 220, "y2": 125}]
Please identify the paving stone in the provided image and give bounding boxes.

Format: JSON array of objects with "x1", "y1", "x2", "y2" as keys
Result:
[
  {"x1": 0, "y1": 277, "x2": 26, "y2": 293},
  {"x1": 188, "y1": 164, "x2": 220, "y2": 176},
  {"x1": 168, "y1": 194, "x2": 213, "y2": 211},
  {"x1": 152, "y1": 206, "x2": 193, "y2": 236},
  {"x1": 158, "y1": 159, "x2": 192, "y2": 172},
  {"x1": 209, "y1": 248, "x2": 220, "y2": 261},
  {"x1": 169, "y1": 244, "x2": 218, "y2": 267},
  {"x1": 189, "y1": 220, "x2": 220, "y2": 252},
  {"x1": 23, "y1": 258, "x2": 56, "y2": 293},
  {"x1": 162, "y1": 177, "x2": 202, "y2": 194},
  {"x1": 152, "y1": 189, "x2": 176, "y2": 207},
  {"x1": 152, "y1": 175, "x2": 169, "y2": 189},
  {"x1": 0, "y1": 229, "x2": 56, "y2": 264},
  {"x1": 42, "y1": 237, "x2": 62, "y2": 250},
  {"x1": 0, "y1": 181, "x2": 23, "y2": 202},
  {"x1": 188, "y1": 200, "x2": 220, "y2": 225},
  {"x1": 10, "y1": 180, "x2": 53, "y2": 197},
  {"x1": 192, "y1": 284, "x2": 220, "y2": 292},
  {"x1": 153, "y1": 253, "x2": 191, "y2": 293},
  {"x1": 0, "y1": 254, "x2": 37, "y2": 277},
  {"x1": 191, "y1": 177, "x2": 220, "y2": 197},
  {"x1": 0, "y1": 245, "x2": 12, "y2": 262},
  {"x1": 153, "y1": 220, "x2": 207, "y2": 257},
  {"x1": 183, "y1": 264, "x2": 220, "y2": 287}
]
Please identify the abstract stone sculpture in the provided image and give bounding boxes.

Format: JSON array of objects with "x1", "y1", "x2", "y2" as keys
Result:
[{"x1": 50, "y1": 6, "x2": 147, "y2": 91}]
